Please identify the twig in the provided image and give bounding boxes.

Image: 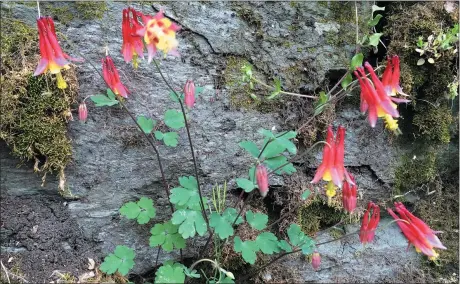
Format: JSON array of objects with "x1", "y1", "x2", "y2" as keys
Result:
[
  {"x1": 1, "y1": 261, "x2": 28, "y2": 283},
  {"x1": 251, "y1": 78, "x2": 318, "y2": 99},
  {"x1": 1, "y1": 261, "x2": 10, "y2": 284}
]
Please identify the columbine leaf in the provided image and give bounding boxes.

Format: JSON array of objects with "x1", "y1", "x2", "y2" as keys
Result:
[
  {"x1": 239, "y1": 141, "x2": 260, "y2": 158},
  {"x1": 90, "y1": 94, "x2": 118, "y2": 107},
  {"x1": 171, "y1": 209, "x2": 207, "y2": 239},
  {"x1": 183, "y1": 267, "x2": 200, "y2": 279},
  {"x1": 301, "y1": 189, "x2": 311, "y2": 200},
  {"x1": 136, "y1": 197, "x2": 156, "y2": 224},
  {"x1": 169, "y1": 91, "x2": 184, "y2": 103},
  {"x1": 368, "y1": 33, "x2": 383, "y2": 47},
  {"x1": 163, "y1": 132, "x2": 179, "y2": 147},
  {"x1": 256, "y1": 232, "x2": 280, "y2": 254},
  {"x1": 154, "y1": 131, "x2": 164, "y2": 140},
  {"x1": 222, "y1": 207, "x2": 243, "y2": 225},
  {"x1": 287, "y1": 224, "x2": 307, "y2": 247},
  {"x1": 341, "y1": 73, "x2": 353, "y2": 90},
  {"x1": 264, "y1": 156, "x2": 296, "y2": 175},
  {"x1": 137, "y1": 115, "x2": 156, "y2": 134},
  {"x1": 236, "y1": 178, "x2": 256, "y2": 193},
  {"x1": 155, "y1": 262, "x2": 185, "y2": 283},
  {"x1": 107, "y1": 88, "x2": 116, "y2": 100},
  {"x1": 300, "y1": 237, "x2": 315, "y2": 255},
  {"x1": 164, "y1": 109, "x2": 185, "y2": 130},
  {"x1": 234, "y1": 236, "x2": 259, "y2": 264},
  {"x1": 100, "y1": 245, "x2": 135, "y2": 276},
  {"x1": 170, "y1": 176, "x2": 201, "y2": 208},
  {"x1": 149, "y1": 221, "x2": 186, "y2": 252},
  {"x1": 278, "y1": 240, "x2": 292, "y2": 252},
  {"x1": 210, "y1": 212, "x2": 234, "y2": 239},
  {"x1": 249, "y1": 166, "x2": 256, "y2": 181},
  {"x1": 314, "y1": 91, "x2": 329, "y2": 116},
  {"x1": 245, "y1": 210, "x2": 268, "y2": 230},
  {"x1": 120, "y1": 201, "x2": 141, "y2": 220},
  {"x1": 350, "y1": 53, "x2": 364, "y2": 70},
  {"x1": 367, "y1": 14, "x2": 383, "y2": 27},
  {"x1": 258, "y1": 128, "x2": 275, "y2": 138},
  {"x1": 261, "y1": 139, "x2": 286, "y2": 158}
]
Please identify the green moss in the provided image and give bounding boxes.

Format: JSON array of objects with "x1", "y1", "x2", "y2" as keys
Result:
[
  {"x1": 413, "y1": 105, "x2": 453, "y2": 144},
  {"x1": 394, "y1": 151, "x2": 437, "y2": 194},
  {"x1": 231, "y1": 3, "x2": 264, "y2": 38},
  {"x1": 1, "y1": 18, "x2": 77, "y2": 189},
  {"x1": 46, "y1": 5, "x2": 74, "y2": 25},
  {"x1": 75, "y1": 1, "x2": 108, "y2": 20},
  {"x1": 298, "y1": 197, "x2": 347, "y2": 236}
]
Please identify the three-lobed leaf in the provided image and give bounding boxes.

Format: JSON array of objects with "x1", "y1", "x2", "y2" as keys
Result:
[
  {"x1": 236, "y1": 178, "x2": 256, "y2": 193},
  {"x1": 287, "y1": 224, "x2": 315, "y2": 255},
  {"x1": 256, "y1": 232, "x2": 280, "y2": 254},
  {"x1": 90, "y1": 94, "x2": 119, "y2": 107},
  {"x1": 155, "y1": 261, "x2": 186, "y2": 283},
  {"x1": 149, "y1": 221, "x2": 186, "y2": 252},
  {"x1": 368, "y1": 33, "x2": 383, "y2": 47},
  {"x1": 222, "y1": 207, "x2": 244, "y2": 225},
  {"x1": 120, "y1": 197, "x2": 156, "y2": 224},
  {"x1": 234, "y1": 236, "x2": 259, "y2": 264},
  {"x1": 170, "y1": 176, "x2": 202, "y2": 209},
  {"x1": 164, "y1": 110, "x2": 185, "y2": 129},
  {"x1": 137, "y1": 115, "x2": 156, "y2": 134},
  {"x1": 100, "y1": 245, "x2": 135, "y2": 276},
  {"x1": 278, "y1": 240, "x2": 292, "y2": 252},
  {"x1": 239, "y1": 141, "x2": 260, "y2": 158},
  {"x1": 245, "y1": 210, "x2": 268, "y2": 230},
  {"x1": 171, "y1": 209, "x2": 207, "y2": 239},
  {"x1": 210, "y1": 212, "x2": 234, "y2": 239}
]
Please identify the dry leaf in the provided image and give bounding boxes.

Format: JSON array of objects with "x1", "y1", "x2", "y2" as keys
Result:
[{"x1": 87, "y1": 258, "x2": 96, "y2": 270}]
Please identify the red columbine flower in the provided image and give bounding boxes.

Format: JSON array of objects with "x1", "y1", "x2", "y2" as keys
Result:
[
  {"x1": 342, "y1": 174, "x2": 357, "y2": 213},
  {"x1": 382, "y1": 56, "x2": 409, "y2": 97},
  {"x1": 311, "y1": 126, "x2": 353, "y2": 188},
  {"x1": 256, "y1": 164, "x2": 269, "y2": 198},
  {"x1": 388, "y1": 202, "x2": 446, "y2": 260},
  {"x1": 122, "y1": 8, "x2": 144, "y2": 68},
  {"x1": 78, "y1": 101, "x2": 88, "y2": 122},
  {"x1": 102, "y1": 56, "x2": 129, "y2": 98},
  {"x1": 135, "y1": 9, "x2": 180, "y2": 62},
  {"x1": 34, "y1": 16, "x2": 82, "y2": 89},
  {"x1": 359, "y1": 202, "x2": 380, "y2": 244},
  {"x1": 184, "y1": 80, "x2": 196, "y2": 109},
  {"x1": 311, "y1": 252, "x2": 321, "y2": 271}
]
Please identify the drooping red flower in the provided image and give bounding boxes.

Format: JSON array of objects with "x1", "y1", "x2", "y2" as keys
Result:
[
  {"x1": 311, "y1": 252, "x2": 321, "y2": 271},
  {"x1": 311, "y1": 126, "x2": 353, "y2": 188},
  {"x1": 34, "y1": 16, "x2": 82, "y2": 89},
  {"x1": 184, "y1": 79, "x2": 196, "y2": 109},
  {"x1": 382, "y1": 56, "x2": 409, "y2": 98},
  {"x1": 102, "y1": 56, "x2": 129, "y2": 98},
  {"x1": 121, "y1": 8, "x2": 144, "y2": 66},
  {"x1": 78, "y1": 101, "x2": 88, "y2": 122},
  {"x1": 342, "y1": 174, "x2": 357, "y2": 213},
  {"x1": 135, "y1": 9, "x2": 180, "y2": 62},
  {"x1": 256, "y1": 164, "x2": 269, "y2": 198},
  {"x1": 387, "y1": 202, "x2": 446, "y2": 260},
  {"x1": 359, "y1": 202, "x2": 380, "y2": 244}
]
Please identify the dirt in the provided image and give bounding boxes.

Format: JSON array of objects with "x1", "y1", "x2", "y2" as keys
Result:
[{"x1": 0, "y1": 194, "x2": 100, "y2": 283}]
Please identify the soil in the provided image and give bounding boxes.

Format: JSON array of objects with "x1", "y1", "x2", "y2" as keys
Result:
[{"x1": 0, "y1": 194, "x2": 100, "y2": 283}]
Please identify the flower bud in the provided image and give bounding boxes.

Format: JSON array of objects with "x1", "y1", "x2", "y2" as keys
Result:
[
  {"x1": 312, "y1": 252, "x2": 321, "y2": 271},
  {"x1": 256, "y1": 164, "x2": 269, "y2": 198},
  {"x1": 78, "y1": 101, "x2": 88, "y2": 123},
  {"x1": 184, "y1": 79, "x2": 195, "y2": 109}
]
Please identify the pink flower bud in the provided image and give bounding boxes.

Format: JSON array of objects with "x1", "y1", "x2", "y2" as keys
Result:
[
  {"x1": 78, "y1": 101, "x2": 88, "y2": 122},
  {"x1": 256, "y1": 164, "x2": 269, "y2": 198},
  {"x1": 312, "y1": 252, "x2": 321, "y2": 271},
  {"x1": 184, "y1": 80, "x2": 195, "y2": 109}
]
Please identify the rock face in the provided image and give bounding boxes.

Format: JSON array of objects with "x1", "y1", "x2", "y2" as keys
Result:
[{"x1": 1, "y1": 1, "x2": 421, "y2": 282}]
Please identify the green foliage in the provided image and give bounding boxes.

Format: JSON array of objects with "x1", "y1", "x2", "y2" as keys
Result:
[
  {"x1": 137, "y1": 115, "x2": 156, "y2": 134},
  {"x1": 155, "y1": 131, "x2": 179, "y2": 147},
  {"x1": 255, "y1": 232, "x2": 280, "y2": 254},
  {"x1": 236, "y1": 178, "x2": 256, "y2": 193},
  {"x1": 301, "y1": 189, "x2": 311, "y2": 200},
  {"x1": 245, "y1": 210, "x2": 268, "y2": 230},
  {"x1": 222, "y1": 207, "x2": 244, "y2": 225},
  {"x1": 239, "y1": 141, "x2": 260, "y2": 158},
  {"x1": 278, "y1": 240, "x2": 293, "y2": 252},
  {"x1": 234, "y1": 236, "x2": 259, "y2": 264},
  {"x1": 416, "y1": 24, "x2": 459, "y2": 65},
  {"x1": 90, "y1": 89, "x2": 119, "y2": 107},
  {"x1": 171, "y1": 209, "x2": 207, "y2": 239},
  {"x1": 100, "y1": 245, "x2": 135, "y2": 276},
  {"x1": 287, "y1": 224, "x2": 315, "y2": 254},
  {"x1": 368, "y1": 14, "x2": 383, "y2": 27},
  {"x1": 267, "y1": 77, "x2": 282, "y2": 99},
  {"x1": 210, "y1": 212, "x2": 234, "y2": 239},
  {"x1": 120, "y1": 197, "x2": 156, "y2": 224},
  {"x1": 149, "y1": 221, "x2": 186, "y2": 252},
  {"x1": 164, "y1": 109, "x2": 185, "y2": 129},
  {"x1": 155, "y1": 261, "x2": 186, "y2": 284},
  {"x1": 170, "y1": 176, "x2": 203, "y2": 208},
  {"x1": 313, "y1": 91, "x2": 329, "y2": 116},
  {"x1": 368, "y1": 33, "x2": 383, "y2": 47}
]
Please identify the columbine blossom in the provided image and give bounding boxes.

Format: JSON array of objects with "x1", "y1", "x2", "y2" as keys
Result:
[
  {"x1": 78, "y1": 101, "x2": 88, "y2": 122},
  {"x1": 387, "y1": 202, "x2": 446, "y2": 260},
  {"x1": 382, "y1": 56, "x2": 409, "y2": 97},
  {"x1": 184, "y1": 80, "x2": 196, "y2": 109},
  {"x1": 311, "y1": 252, "x2": 321, "y2": 271},
  {"x1": 34, "y1": 16, "x2": 82, "y2": 89},
  {"x1": 135, "y1": 9, "x2": 180, "y2": 62},
  {"x1": 359, "y1": 202, "x2": 380, "y2": 244},
  {"x1": 102, "y1": 56, "x2": 129, "y2": 98},
  {"x1": 311, "y1": 126, "x2": 353, "y2": 188},
  {"x1": 122, "y1": 8, "x2": 144, "y2": 67},
  {"x1": 256, "y1": 164, "x2": 269, "y2": 198},
  {"x1": 342, "y1": 174, "x2": 357, "y2": 213}
]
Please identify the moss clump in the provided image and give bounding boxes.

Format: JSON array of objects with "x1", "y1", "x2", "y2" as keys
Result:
[
  {"x1": 75, "y1": 1, "x2": 108, "y2": 20},
  {"x1": 231, "y1": 3, "x2": 263, "y2": 38},
  {"x1": 1, "y1": 18, "x2": 78, "y2": 190},
  {"x1": 394, "y1": 151, "x2": 437, "y2": 194},
  {"x1": 413, "y1": 105, "x2": 453, "y2": 143},
  {"x1": 298, "y1": 197, "x2": 347, "y2": 236}
]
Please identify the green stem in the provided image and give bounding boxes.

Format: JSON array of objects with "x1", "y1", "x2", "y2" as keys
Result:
[
  {"x1": 151, "y1": 59, "x2": 210, "y2": 228},
  {"x1": 252, "y1": 77, "x2": 317, "y2": 99}
]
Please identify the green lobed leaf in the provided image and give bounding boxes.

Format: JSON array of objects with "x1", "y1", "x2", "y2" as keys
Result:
[
  {"x1": 256, "y1": 232, "x2": 280, "y2": 254},
  {"x1": 149, "y1": 221, "x2": 186, "y2": 252},
  {"x1": 170, "y1": 176, "x2": 201, "y2": 209},
  {"x1": 120, "y1": 201, "x2": 141, "y2": 219},
  {"x1": 90, "y1": 94, "x2": 118, "y2": 107},
  {"x1": 350, "y1": 53, "x2": 364, "y2": 71},
  {"x1": 314, "y1": 91, "x2": 329, "y2": 116},
  {"x1": 222, "y1": 207, "x2": 243, "y2": 225},
  {"x1": 245, "y1": 210, "x2": 268, "y2": 230},
  {"x1": 264, "y1": 156, "x2": 296, "y2": 175},
  {"x1": 367, "y1": 14, "x2": 383, "y2": 27},
  {"x1": 249, "y1": 166, "x2": 256, "y2": 182},
  {"x1": 368, "y1": 33, "x2": 383, "y2": 47},
  {"x1": 210, "y1": 212, "x2": 234, "y2": 239},
  {"x1": 183, "y1": 267, "x2": 200, "y2": 279},
  {"x1": 154, "y1": 131, "x2": 164, "y2": 140},
  {"x1": 278, "y1": 240, "x2": 292, "y2": 252},
  {"x1": 301, "y1": 189, "x2": 311, "y2": 200},
  {"x1": 137, "y1": 116, "x2": 156, "y2": 134},
  {"x1": 155, "y1": 262, "x2": 185, "y2": 283},
  {"x1": 239, "y1": 141, "x2": 260, "y2": 158},
  {"x1": 287, "y1": 224, "x2": 307, "y2": 247},
  {"x1": 163, "y1": 132, "x2": 179, "y2": 147},
  {"x1": 300, "y1": 237, "x2": 316, "y2": 255},
  {"x1": 341, "y1": 73, "x2": 353, "y2": 90},
  {"x1": 234, "y1": 236, "x2": 259, "y2": 264},
  {"x1": 258, "y1": 128, "x2": 275, "y2": 138},
  {"x1": 171, "y1": 209, "x2": 207, "y2": 239},
  {"x1": 100, "y1": 254, "x2": 122, "y2": 275},
  {"x1": 100, "y1": 245, "x2": 135, "y2": 276},
  {"x1": 169, "y1": 91, "x2": 184, "y2": 103},
  {"x1": 107, "y1": 89, "x2": 116, "y2": 100},
  {"x1": 164, "y1": 109, "x2": 185, "y2": 130},
  {"x1": 136, "y1": 197, "x2": 156, "y2": 225},
  {"x1": 261, "y1": 139, "x2": 285, "y2": 158},
  {"x1": 236, "y1": 178, "x2": 256, "y2": 193}
]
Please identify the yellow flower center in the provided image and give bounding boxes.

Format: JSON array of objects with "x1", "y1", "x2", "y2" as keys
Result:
[
  {"x1": 325, "y1": 181, "x2": 337, "y2": 206},
  {"x1": 383, "y1": 114, "x2": 399, "y2": 132},
  {"x1": 56, "y1": 72, "x2": 67, "y2": 89},
  {"x1": 132, "y1": 53, "x2": 139, "y2": 69}
]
